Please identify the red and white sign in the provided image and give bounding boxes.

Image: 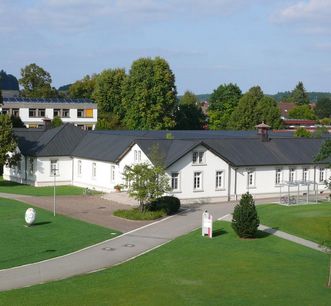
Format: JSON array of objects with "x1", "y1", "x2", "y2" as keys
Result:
[{"x1": 202, "y1": 210, "x2": 213, "y2": 238}]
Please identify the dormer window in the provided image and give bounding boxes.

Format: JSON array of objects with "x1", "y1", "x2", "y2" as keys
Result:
[{"x1": 192, "y1": 151, "x2": 205, "y2": 165}]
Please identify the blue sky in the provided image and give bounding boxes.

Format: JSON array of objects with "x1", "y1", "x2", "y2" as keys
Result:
[{"x1": 1, "y1": 0, "x2": 331, "y2": 95}]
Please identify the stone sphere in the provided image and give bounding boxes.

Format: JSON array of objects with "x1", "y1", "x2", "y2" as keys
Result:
[{"x1": 25, "y1": 208, "x2": 36, "y2": 225}]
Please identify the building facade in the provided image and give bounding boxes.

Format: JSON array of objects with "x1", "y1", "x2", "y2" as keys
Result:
[
  {"x1": 0, "y1": 97, "x2": 97, "y2": 130},
  {"x1": 3, "y1": 124, "x2": 330, "y2": 203}
]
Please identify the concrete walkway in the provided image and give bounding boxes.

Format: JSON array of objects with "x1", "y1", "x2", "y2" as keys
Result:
[
  {"x1": 0, "y1": 202, "x2": 236, "y2": 292},
  {"x1": 220, "y1": 214, "x2": 329, "y2": 253}
]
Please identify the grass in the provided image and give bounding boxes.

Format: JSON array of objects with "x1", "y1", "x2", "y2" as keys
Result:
[
  {"x1": 0, "y1": 197, "x2": 120, "y2": 269},
  {"x1": 257, "y1": 203, "x2": 331, "y2": 243},
  {"x1": 113, "y1": 207, "x2": 166, "y2": 220},
  {"x1": 0, "y1": 221, "x2": 330, "y2": 305},
  {"x1": 0, "y1": 176, "x2": 86, "y2": 196}
]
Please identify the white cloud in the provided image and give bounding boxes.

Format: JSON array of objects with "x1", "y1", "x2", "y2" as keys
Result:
[
  {"x1": 274, "y1": 0, "x2": 331, "y2": 33},
  {"x1": 0, "y1": 0, "x2": 255, "y2": 33}
]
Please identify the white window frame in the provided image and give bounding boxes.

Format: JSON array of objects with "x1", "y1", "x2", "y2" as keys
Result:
[
  {"x1": 193, "y1": 171, "x2": 203, "y2": 191},
  {"x1": 29, "y1": 158, "x2": 34, "y2": 175},
  {"x1": 192, "y1": 151, "x2": 205, "y2": 165},
  {"x1": 247, "y1": 170, "x2": 256, "y2": 188},
  {"x1": 138, "y1": 150, "x2": 141, "y2": 162},
  {"x1": 215, "y1": 170, "x2": 224, "y2": 190},
  {"x1": 289, "y1": 168, "x2": 295, "y2": 182},
  {"x1": 275, "y1": 169, "x2": 282, "y2": 185},
  {"x1": 111, "y1": 165, "x2": 116, "y2": 182},
  {"x1": 171, "y1": 172, "x2": 180, "y2": 192},
  {"x1": 50, "y1": 159, "x2": 59, "y2": 176},
  {"x1": 92, "y1": 162, "x2": 96, "y2": 178},
  {"x1": 319, "y1": 168, "x2": 326, "y2": 183},
  {"x1": 302, "y1": 168, "x2": 308, "y2": 182},
  {"x1": 78, "y1": 160, "x2": 82, "y2": 176}
]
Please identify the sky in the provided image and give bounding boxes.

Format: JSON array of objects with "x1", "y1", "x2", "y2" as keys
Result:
[{"x1": 1, "y1": 0, "x2": 331, "y2": 95}]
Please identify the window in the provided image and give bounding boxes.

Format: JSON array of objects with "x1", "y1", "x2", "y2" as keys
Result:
[
  {"x1": 85, "y1": 109, "x2": 93, "y2": 118},
  {"x1": 319, "y1": 168, "x2": 325, "y2": 182},
  {"x1": 1, "y1": 108, "x2": 9, "y2": 115},
  {"x1": 77, "y1": 109, "x2": 84, "y2": 118},
  {"x1": 17, "y1": 160, "x2": 21, "y2": 173},
  {"x1": 62, "y1": 109, "x2": 69, "y2": 118},
  {"x1": 215, "y1": 171, "x2": 224, "y2": 189},
  {"x1": 38, "y1": 109, "x2": 45, "y2": 117},
  {"x1": 29, "y1": 158, "x2": 34, "y2": 175},
  {"x1": 54, "y1": 109, "x2": 61, "y2": 117},
  {"x1": 78, "y1": 160, "x2": 82, "y2": 176},
  {"x1": 29, "y1": 108, "x2": 37, "y2": 117},
  {"x1": 192, "y1": 151, "x2": 205, "y2": 165},
  {"x1": 12, "y1": 109, "x2": 19, "y2": 117},
  {"x1": 134, "y1": 150, "x2": 141, "y2": 162},
  {"x1": 289, "y1": 168, "x2": 295, "y2": 182},
  {"x1": 50, "y1": 160, "x2": 58, "y2": 176},
  {"x1": 248, "y1": 170, "x2": 255, "y2": 187},
  {"x1": 275, "y1": 169, "x2": 282, "y2": 185},
  {"x1": 302, "y1": 168, "x2": 308, "y2": 182},
  {"x1": 171, "y1": 173, "x2": 180, "y2": 191},
  {"x1": 92, "y1": 162, "x2": 96, "y2": 178},
  {"x1": 111, "y1": 165, "x2": 115, "y2": 182},
  {"x1": 193, "y1": 172, "x2": 203, "y2": 190}
]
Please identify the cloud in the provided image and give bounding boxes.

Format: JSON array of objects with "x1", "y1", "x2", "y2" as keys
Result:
[
  {"x1": 273, "y1": 0, "x2": 331, "y2": 34},
  {"x1": 0, "y1": 0, "x2": 255, "y2": 33}
]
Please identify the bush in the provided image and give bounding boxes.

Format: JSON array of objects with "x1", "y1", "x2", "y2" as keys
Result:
[
  {"x1": 232, "y1": 192, "x2": 260, "y2": 238},
  {"x1": 113, "y1": 208, "x2": 166, "y2": 220},
  {"x1": 149, "y1": 196, "x2": 180, "y2": 215}
]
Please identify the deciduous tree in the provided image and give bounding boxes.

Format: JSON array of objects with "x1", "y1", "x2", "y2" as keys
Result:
[
  {"x1": 315, "y1": 97, "x2": 331, "y2": 119},
  {"x1": 208, "y1": 83, "x2": 242, "y2": 130},
  {"x1": 68, "y1": 74, "x2": 97, "y2": 99},
  {"x1": 123, "y1": 163, "x2": 170, "y2": 212},
  {"x1": 122, "y1": 57, "x2": 177, "y2": 130},
  {"x1": 19, "y1": 63, "x2": 57, "y2": 98},
  {"x1": 0, "y1": 114, "x2": 20, "y2": 167},
  {"x1": 175, "y1": 91, "x2": 205, "y2": 130},
  {"x1": 288, "y1": 105, "x2": 316, "y2": 120}
]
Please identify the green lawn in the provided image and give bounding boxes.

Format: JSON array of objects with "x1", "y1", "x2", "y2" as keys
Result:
[
  {"x1": 257, "y1": 203, "x2": 331, "y2": 243},
  {"x1": 0, "y1": 197, "x2": 120, "y2": 269},
  {"x1": 0, "y1": 176, "x2": 86, "y2": 196},
  {"x1": 0, "y1": 221, "x2": 330, "y2": 305}
]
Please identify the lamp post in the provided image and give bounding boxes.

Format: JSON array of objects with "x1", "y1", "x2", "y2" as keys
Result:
[{"x1": 51, "y1": 162, "x2": 58, "y2": 216}]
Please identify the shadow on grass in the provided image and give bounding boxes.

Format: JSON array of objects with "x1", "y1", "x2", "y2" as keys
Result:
[
  {"x1": 255, "y1": 227, "x2": 280, "y2": 239},
  {"x1": 33, "y1": 221, "x2": 52, "y2": 226},
  {"x1": 213, "y1": 229, "x2": 228, "y2": 237}
]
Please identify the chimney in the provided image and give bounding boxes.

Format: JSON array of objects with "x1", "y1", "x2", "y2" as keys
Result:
[
  {"x1": 255, "y1": 122, "x2": 270, "y2": 142},
  {"x1": 42, "y1": 117, "x2": 52, "y2": 130}
]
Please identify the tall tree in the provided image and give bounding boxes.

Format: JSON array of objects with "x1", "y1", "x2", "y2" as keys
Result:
[
  {"x1": 255, "y1": 96, "x2": 282, "y2": 129},
  {"x1": 93, "y1": 68, "x2": 127, "y2": 117},
  {"x1": 288, "y1": 105, "x2": 316, "y2": 120},
  {"x1": 288, "y1": 81, "x2": 309, "y2": 105},
  {"x1": 19, "y1": 63, "x2": 57, "y2": 98},
  {"x1": 175, "y1": 91, "x2": 205, "y2": 130},
  {"x1": 122, "y1": 57, "x2": 177, "y2": 130},
  {"x1": 208, "y1": 83, "x2": 242, "y2": 130},
  {"x1": 315, "y1": 97, "x2": 331, "y2": 119},
  {"x1": 68, "y1": 74, "x2": 97, "y2": 99},
  {"x1": 228, "y1": 86, "x2": 264, "y2": 130},
  {"x1": 0, "y1": 70, "x2": 19, "y2": 90},
  {"x1": 0, "y1": 114, "x2": 20, "y2": 167}
]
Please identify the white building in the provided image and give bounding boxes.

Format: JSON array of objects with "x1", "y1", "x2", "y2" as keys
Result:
[
  {"x1": 1, "y1": 97, "x2": 97, "y2": 130},
  {"x1": 3, "y1": 124, "x2": 330, "y2": 203}
]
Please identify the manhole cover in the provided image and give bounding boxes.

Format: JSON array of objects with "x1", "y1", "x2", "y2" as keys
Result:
[
  {"x1": 98, "y1": 206, "x2": 106, "y2": 209},
  {"x1": 81, "y1": 211, "x2": 88, "y2": 214},
  {"x1": 110, "y1": 232, "x2": 117, "y2": 235},
  {"x1": 102, "y1": 247, "x2": 115, "y2": 251},
  {"x1": 123, "y1": 244, "x2": 135, "y2": 248}
]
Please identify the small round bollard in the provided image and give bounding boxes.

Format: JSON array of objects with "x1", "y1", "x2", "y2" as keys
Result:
[{"x1": 25, "y1": 208, "x2": 36, "y2": 226}]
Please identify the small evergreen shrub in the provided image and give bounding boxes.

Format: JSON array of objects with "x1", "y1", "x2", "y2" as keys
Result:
[
  {"x1": 149, "y1": 196, "x2": 181, "y2": 215},
  {"x1": 232, "y1": 192, "x2": 260, "y2": 238}
]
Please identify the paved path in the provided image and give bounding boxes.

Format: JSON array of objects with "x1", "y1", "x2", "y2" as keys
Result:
[
  {"x1": 220, "y1": 214, "x2": 329, "y2": 253},
  {"x1": 0, "y1": 202, "x2": 236, "y2": 292}
]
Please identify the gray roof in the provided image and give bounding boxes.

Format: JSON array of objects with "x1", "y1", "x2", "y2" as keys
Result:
[
  {"x1": 4, "y1": 97, "x2": 93, "y2": 104},
  {"x1": 13, "y1": 124, "x2": 330, "y2": 167}
]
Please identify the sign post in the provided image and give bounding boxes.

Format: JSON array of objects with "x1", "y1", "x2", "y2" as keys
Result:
[{"x1": 202, "y1": 210, "x2": 213, "y2": 238}]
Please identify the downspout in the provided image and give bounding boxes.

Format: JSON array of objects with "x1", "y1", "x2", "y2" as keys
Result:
[
  {"x1": 24, "y1": 156, "x2": 27, "y2": 183},
  {"x1": 71, "y1": 157, "x2": 74, "y2": 186},
  {"x1": 313, "y1": 165, "x2": 317, "y2": 203},
  {"x1": 234, "y1": 168, "x2": 238, "y2": 201},
  {"x1": 227, "y1": 164, "x2": 231, "y2": 202}
]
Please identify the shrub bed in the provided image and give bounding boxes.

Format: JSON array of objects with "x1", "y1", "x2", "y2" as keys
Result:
[{"x1": 149, "y1": 196, "x2": 181, "y2": 215}]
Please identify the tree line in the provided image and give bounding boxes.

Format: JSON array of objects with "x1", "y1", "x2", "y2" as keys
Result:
[{"x1": 2, "y1": 59, "x2": 331, "y2": 130}]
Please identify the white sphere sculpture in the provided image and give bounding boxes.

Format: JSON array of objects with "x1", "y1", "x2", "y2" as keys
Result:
[{"x1": 25, "y1": 208, "x2": 36, "y2": 225}]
